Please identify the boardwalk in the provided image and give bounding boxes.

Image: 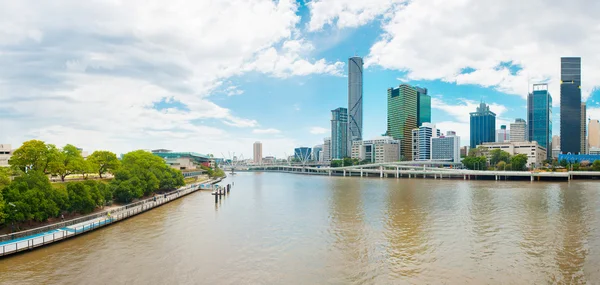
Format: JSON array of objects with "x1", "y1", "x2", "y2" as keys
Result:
[{"x1": 0, "y1": 178, "x2": 223, "y2": 257}]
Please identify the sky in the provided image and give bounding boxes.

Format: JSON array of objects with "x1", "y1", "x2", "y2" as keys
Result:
[{"x1": 1, "y1": 0, "x2": 600, "y2": 159}]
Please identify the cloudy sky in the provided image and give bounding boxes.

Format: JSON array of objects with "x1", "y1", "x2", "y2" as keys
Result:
[{"x1": 1, "y1": 0, "x2": 599, "y2": 158}]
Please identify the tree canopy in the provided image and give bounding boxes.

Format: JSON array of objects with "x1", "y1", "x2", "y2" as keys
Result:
[
  {"x1": 48, "y1": 144, "x2": 87, "y2": 182},
  {"x1": 462, "y1": 156, "x2": 487, "y2": 170},
  {"x1": 8, "y1": 140, "x2": 60, "y2": 173},
  {"x1": 87, "y1": 150, "x2": 120, "y2": 178},
  {"x1": 510, "y1": 154, "x2": 528, "y2": 171},
  {"x1": 489, "y1": 149, "x2": 511, "y2": 166}
]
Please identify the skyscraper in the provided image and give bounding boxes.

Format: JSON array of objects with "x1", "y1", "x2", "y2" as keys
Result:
[
  {"x1": 431, "y1": 131, "x2": 461, "y2": 163},
  {"x1": 560, "y1": 57, "x2": 581, "y2": 154},
  {"x1": 470, "y1": 102, "x2": 496, "y2": 148},
  {"x1": 253, "y1": 141, "x2": 262, "y2": 165},
  {"x1": 387, "y1": 84, "x2": 418, "y2": 160},
  {"x1": 348, "y1": 56, "x2": 363, "y2": 154},
  {"x1": 312, "y1": 145, "x2": 323, "y2": 161},
  {"x1": 322, "y1": 137, "x2": 331, "y2": 162},
  {"x1": 581, "y1": 102, "x2": 587, "y2": 154},
  {"x1": 331, "y1": 107, "x2": 348, "y2": 159},
  {"x1": 528, "y1": 83, "x2": 552, "y2": 159},
  {"x1": 510, "y1": 119, "x2": 527, "y2": 142},
  {"x1": 413, "y1": 123, "x2": 437, "y2": 160},
  {"x1": 415, "y1": 87, "x2": 431, "y2": 126},
  {"x1": 496, "y1": 125, "x2": 510, "y2": 142},
  {"x1": 589, "y1": 120, "x2": 600, "y2": 149}
]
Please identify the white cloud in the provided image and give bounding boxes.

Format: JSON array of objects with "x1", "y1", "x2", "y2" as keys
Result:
[
  {"x1": 308, "y1": 0, "x2": 407, "y2": 31},
  {"x1": 363, "y1": 0, "x2": 600, "y2": 104},
  {"x1": 309, "y1": 127, "x2": 329, "y2": 134},
  {"x1": 0, "y1": 0, "x2": 341, "y2": 157},
  {"x1": 252, "y1": 128, "x2": 281, "y2": 134}
]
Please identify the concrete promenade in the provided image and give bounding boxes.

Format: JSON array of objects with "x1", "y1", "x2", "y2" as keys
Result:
[{"x1": 0, "y1": 177, "x2": 224, "y2": 258}]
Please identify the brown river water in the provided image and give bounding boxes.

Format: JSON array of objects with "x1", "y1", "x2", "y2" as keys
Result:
[{"x1": 1, "y1": 172, "x2": 600, "y2": 284}]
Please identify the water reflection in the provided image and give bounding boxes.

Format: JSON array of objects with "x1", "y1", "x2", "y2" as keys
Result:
[
  {"x1": 384, "y1": 180, "x2": 431, "y2": 279},
  {"x1": 469, "y1": 187, "x2": 499, "y2": 261}
]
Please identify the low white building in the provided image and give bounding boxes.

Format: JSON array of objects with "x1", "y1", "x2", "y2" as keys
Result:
[
  {"x1": 351, "y1": 137, "x2": 401, "y2": 163},
  {"x1": 478, "y1": 141, "x2": 547, "y2": 168},
  {"x1": 431, "y1": 132, "x2": 461, "y2": 163},
  {"x1": 0, "y1": 144, "x2": 11, "y2": 167}
]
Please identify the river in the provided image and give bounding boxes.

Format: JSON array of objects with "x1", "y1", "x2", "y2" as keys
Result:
[{"x1": 1, "y1": 172, "x2": 600, "y2": 284}]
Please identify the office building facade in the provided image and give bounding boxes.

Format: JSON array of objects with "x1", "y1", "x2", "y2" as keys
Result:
[
  {"x1": 322, "y1": 138, "x2": 331, "y2": 162},
  {"x1": 479, "y1": 141, "x2": 547, "y2": 168},
  {"x1": 348, "y1": 57, "x2": 363, "y2": 153},
  {"x1": 431, "y1": 132, "x2": 461, "y2": 163},
  {"x1": 510, "y1": 118, "x2": 528, "y2": 142},
  {"x1": 351, "y1": 137, "x2": 401, "y2": 163},
  {"x1": 387, "y1": 84, "x2": 418, "y2": 160},
  {"x1": 0, "y1": 144, "x2": 11, "y2": 167},
  {"x1": 496, "y1": 125, "x2": 510, "y2": 142},
  {"x1": 528, "y1": 83, "x2": 552, "y2": 159},
  {"x1": 470, "y1": 102, "x2": 496, "y2": 148},
  {"x1": 331, "y1": 107, "x2": 348, "y2": 159},
  {"x1": 415, "y1": 87, "x2": 431, "y2": 126},
  {"x1": 294, "y1": 147, "x2": 312, "y2": 162},
  {"x1": 589, "y1": 120, "x2": 600, "y2": 149},
  {"x1": 560, "y1": 57, "x2": 582, "y2": 154},
  {"x1": 582, "y1": 102, "x2": 587, "y2": 154},
  {"x1": 253, "y1": 141, "x2": 262, "y2": 165},
  {"x1": 412, "y1": 123, "x2": 437, "y2": 160},
  {"x1": 312, "y1": 145, "x2": 323, "y2": 162}
]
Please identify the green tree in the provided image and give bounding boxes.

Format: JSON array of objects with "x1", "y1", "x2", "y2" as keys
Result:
[
  {"x1": 510, "y1": 154, "x2": 528, "y2": 171},
  {"x1": 8, "y1": 140, "x2": 60, "y2": 173},
  {"x1": 330, "y1": 160, "x2": 343, "y2": 167},
  {"x1": 593, "y1": 160, "x2": 600, "y2": 171},
  {"x1": 462, "y1": 156, "x2": 487, "y2": 170},
  {"x1": 489, "y1": 149, "x2": 511, "y2": 166},
  {"x1": 496, "y1": 160, "x2": 507, "y2": 170},
  {"x1": 342, "y1": 157, "x2": 353, "y2": 166},
  {"x1": 49, "y1": 144, "x2": 86, "y2": 182},
  {"x1": 559, "y1": 159, "x2": 568, "y2": 167},
  {"x1": 0, "y1": 167, "x2": 11, "y2": 190},
  {"x1": 67, "y1": 182, "x2": 96, "y2": 214},
  {"x1": 0, "y1": 191, "x2": 5, "y2": 225},
  {"x1": 87, "y1": 150, "x2": 120, "y2": 179},
  {"x1": 2, "y1": 171, "x2": 61, "y2": 223}
]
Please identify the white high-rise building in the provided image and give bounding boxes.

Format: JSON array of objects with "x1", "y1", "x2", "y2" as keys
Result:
[
  {"x1": 412, "y1": 123, "x2": 437, "y2": 161},
  {"x1": 253, "y1": 141, "x2": 262, "y2": 165},
  {"x1": 431, "y1": 131, "x2": 461, "y2": 163},
  {"x1": 312, "y1": 145, "x2": 323, "y2": 162},
  {"x1": 322, "y1": 138, "x2": 331, "y2": 162},
  {"x1": 496, "y1": 125, "x2": 510, "y2": 142},
  {"x1": 510, "y1": 118, "x2": 527, "y2": 142}
]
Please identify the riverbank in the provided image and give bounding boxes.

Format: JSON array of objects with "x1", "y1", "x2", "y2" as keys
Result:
[{"x1": 0, "y1": 177, "x2": 224, "y2": 258}]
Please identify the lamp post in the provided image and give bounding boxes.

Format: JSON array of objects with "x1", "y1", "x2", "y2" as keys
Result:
[{"x1": 8, "y1": 202, "x2": 17, "y2": 233}]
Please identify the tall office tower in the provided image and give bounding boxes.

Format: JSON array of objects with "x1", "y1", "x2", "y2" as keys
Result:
[
  {"x1": 589, "y1": 120, "x2": 600, "y2": 149},
  {"x1": 496, "y1": 125, "x2": 510, "y2": 142},
  {"x1": 581, "y1": 102, "x2": 587, "y2": 154},
  {"x1": 528, "y1": 83, "x2": 552, "y2": 159},
  {"x1": 510, "y1": 118, "x2": 528, "y2": 142},
  {"x1": 253, "y1": 141, "x2": 262, "y2": 164},
  {"x1": 348, "y1": 56, "x2": 363, "y2": 154},
  {"x1": 415, "y1": 87, "x2": 431, "y2": 126},
  {"x1": 552, "y1": 135, "x2": 561, "y2": 150},
  {"x1": 331, "y1": 107, "x2": 348, "y2": 159},
  {"x1": 414, "y1": 123, "x2": 437, "y2": 160},
  {"x1": 312, "y1": 145, "x2": 323, "y2": 161},
  {"x1": 322, "y1": 138, "x2": 331, "y2": 162},
  {"x1": 560, "y1": 57, "x2": 581, "y2": 154},
  {"x1": 387, "y1": 84, "x2": 418, "y2": 160},
  {"x1": 469, "y1": 102, "x2": 496, "y2": 148},
  {"x1": 431, "y1": 132, "x2": 461, "y2": 163}
]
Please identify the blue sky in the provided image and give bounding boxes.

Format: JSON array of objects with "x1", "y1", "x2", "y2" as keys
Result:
[{"x1": 1, "y1": 0, "x2": 599, "y2": 158}]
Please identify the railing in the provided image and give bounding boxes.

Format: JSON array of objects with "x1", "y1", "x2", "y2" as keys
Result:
[
  {"x1": 0, "y1": 179, "x2": 219, "y2": 244},
  {"x1": 0, "y1": 182, "x2": 212, "y2": 257}
]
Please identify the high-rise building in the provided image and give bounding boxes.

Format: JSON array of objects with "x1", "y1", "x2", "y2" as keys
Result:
[
  {"x1": 322, "y1": 138, "x2": 331, "y2": 162},
  {"x1": 589, "y1": 120, "x2": 600, "y2": 149},
  {"x1": 431, "y1": 131, "x2": 461, "y2": 163},
  {"x1": 415, "y1": 87, "x2": 431, "y2": 126},
  {"x1": 552, "y1": 135, "x2": 561, "y2": 159},
  {"x1": 528, "y1": 83, "x2": 552, "y2": 159},
  {"x1": 387, "y1": 84, "x2": 418, "y2": 160},
  {"x1": 460, "y1": 146, "x2": 469, "y2": 157},
  {"x1": 253, "y1": 141, "x2": 262, "y2": 165},
  {"x1": 348, "y1": 56, "x2": 363, "y2": 153},
  {"x1": 581, "y1": 102, "x2": 587, "y2": 154},
  {"x1": 312, "y1": 145, "x2": 323, "y2": 162},
  {"x1": 331, "y1": 107, "x2": 348, "y2": 159},
  {"x1": 294, "y1": 147, "x2": 312, "y2": 162},
  {"x1": 470, "y1": 102, "x2": 496, "y2": 149},
  {"x1": 510, "y1": 118, "x2": 527, "y2": 142},
  {"x1": 351, "y1": 136, "x2": 401, "y2": 163},
  {"x1": 412, "y1": 123, "x2": 437, "y2": 160},
  {"x1": 560, "y1": 57, "x2": 582, "y2": 154},
  {"x1": 496, "y1": 125, "x2": 510, "y2": 142}
]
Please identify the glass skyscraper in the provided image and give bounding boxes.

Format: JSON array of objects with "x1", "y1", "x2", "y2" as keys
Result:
[
  {"x1": 528, "y1": 83, "x2": 552, "y2": 159},
  {"x1": 415, "y1": 87, "x2": 431, "y2": 126},
  {"x1": 470, "y1": 102, "x2": 496, "y2": 148},
  {"x1": 387, "y1": 85, "x2": 418, "y2": 160},
  {"x1": 560, "y1": 57, "x2": 581, "y2": 154},
  {"x1": 331, "y1": 107, "x2": 348, "y2": 159},
  {"x1": 348, "y1": 57, "x2": 363, "y2": 154}
]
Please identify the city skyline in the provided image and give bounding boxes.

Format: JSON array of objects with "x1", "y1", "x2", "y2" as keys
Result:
[{"x1": 1, "y1": 1, "x2": 600, "y2": 159}]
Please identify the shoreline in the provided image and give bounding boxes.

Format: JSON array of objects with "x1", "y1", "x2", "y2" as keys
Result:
[{"x1": 0, "y1": 176, "x2": 225, "y2": 258}]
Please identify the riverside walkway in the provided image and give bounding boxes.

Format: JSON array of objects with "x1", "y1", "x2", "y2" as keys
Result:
[{"x1": 0, "y1": 178, "x2": 224, "y2": 258}]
